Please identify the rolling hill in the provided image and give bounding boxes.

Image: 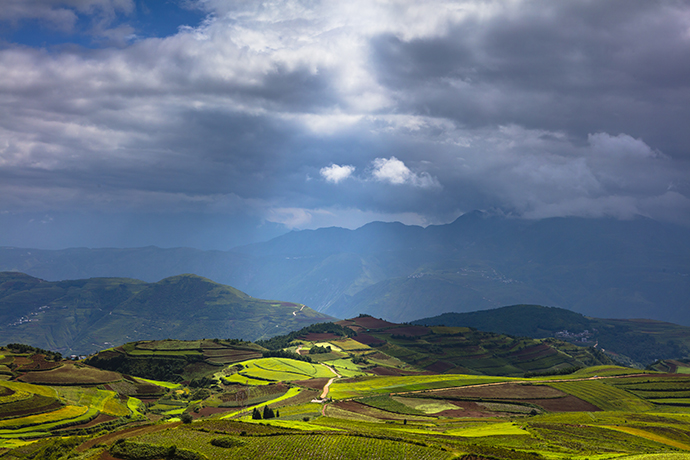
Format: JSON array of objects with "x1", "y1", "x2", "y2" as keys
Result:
[
  {"x1": 412, "y1": 305, "x2": 690, "y2": 366},
  {"x1": 1, "y1": 212, "x2": 688, "y2": 326},
  {"x1": 0, "y1": 272, "x2": 333, "y2": 356}
]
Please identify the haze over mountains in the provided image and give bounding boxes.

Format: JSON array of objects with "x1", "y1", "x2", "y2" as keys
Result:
[{"x1": 2, "y1": 212, "x2": 688, "y2": 326}]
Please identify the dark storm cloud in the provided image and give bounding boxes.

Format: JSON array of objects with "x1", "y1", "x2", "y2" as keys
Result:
[
  {"x1": 370, "y1": 0, "x2": 690, "y2": 156},
  {"x1": 1, "y1": 0, "x2": 689, "y2": 248}
]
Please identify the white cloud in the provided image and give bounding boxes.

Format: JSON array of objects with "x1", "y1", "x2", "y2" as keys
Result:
[
  {"x1": 320, "y1": 164, "x2": 355, "y2": 183},
  {"x1": 371, "y1": 156, "x2": 440, "y2": 188}
]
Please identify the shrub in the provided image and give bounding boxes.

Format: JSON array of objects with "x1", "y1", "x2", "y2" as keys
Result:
[
  {"x1": 309, "y1": 345, "x2": 331, "y2": 354},
  {"x1": 210, "y1": 436, "x2": 246, "y2": 448},
  {"x1": 180, "y1": 413, "x2": 193, "y2": 424}
]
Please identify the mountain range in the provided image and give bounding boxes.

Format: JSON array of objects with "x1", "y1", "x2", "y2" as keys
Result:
[{"x1": 1, "y1": 212, "x2": 688, "y2": 325}]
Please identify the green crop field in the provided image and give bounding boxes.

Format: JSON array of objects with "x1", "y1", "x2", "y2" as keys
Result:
[
  {"x1": 548, "y1": 380, "x2": 655, "y2": 412},
  {"x1": 222, "y1": 358, "x2": 335, "y2": 384},
  {"x1": 133, "y1": 427, "x2": 452, "y2": 460}
]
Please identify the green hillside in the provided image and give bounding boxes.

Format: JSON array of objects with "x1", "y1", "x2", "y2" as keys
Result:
[
  {"x1": 0, "y1": 272, "x2": 333, "y2": 356},
  {"x1": 412, "y1": 305, "x2": 690, "y2": 366}
]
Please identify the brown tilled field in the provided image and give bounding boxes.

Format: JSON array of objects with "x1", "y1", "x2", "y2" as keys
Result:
[
  {"x1": 386, "y1": 326, "x2": 430, "y2": 336},
  {"x1": 293, "y1": 377, "x2": 330, "y2": 390},
  {"x1": 16, "y1": 354, "x2": 62, "y2": 371},
  {"x1": 425, "y1": 361, "x2": 456, "y2": 373},
  {"x1": 423, "y1": 383, "x2": 566, "y2": 400},
  {"x1": 352, "y1": 317, "x2": 396, "y2": 329},
  {"x1": 203, "y1": 350, "x2": 262, "y2": 364},
  {"x1": 351, "y1": 334, "x2": 384, "y2": 345},
  {"x1": 510, "y1": 344, "x2": 556, "y2": 360},
  {"x1": 18, "y1": 363, "x2": 121, "y2": 385},
  {"x1": 0, "y1": 394, "x2": 63, "y2": 419}
]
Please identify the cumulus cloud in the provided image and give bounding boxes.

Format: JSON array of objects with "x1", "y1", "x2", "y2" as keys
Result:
[
  {"x1": 320, "y1": 164, "x2": 355, "y2": 183},
  {"x1": 370, "y1": 156, "x2": 440, "y2": 188}
]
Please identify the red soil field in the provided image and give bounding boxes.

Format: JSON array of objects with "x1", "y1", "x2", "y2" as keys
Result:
[
  {"x1": 425, "y1": 383, "x2": 566, "y2": 400},
  {"x1": 0, "y1": 398, "x2": 63, "y2": 419},
  {"x1": 204, "y1": 350, "x2": 262, "y2": 364},
  {"x1": 425, "y1": 361, "x2": 456, "y2": 373},
  {"x1": 18, "y1": 363, "x2": 121, "y2": 385},
  {"x1": 511, "y1": 343, "x2": 553, "y2": 358},
  {"x1": 12, "y1": 357, "x2": 31, "y2": 367},
  {"x1": 368, "y1": 366, "x2": 403, "y2": 376},
  {"x1": 195, "y1": 406, "x2": 236, "y2": 417},
  {"x1": 16, "y1": 354, "x2": 62, "y2": 371},
  {"x1": 293, "y1": 377, "x2": 330, "y2": 390},
  {"x1": 333, "y1": 401, "x2": 403, "y2": 420},
  {"x1": 435, "y1": 401, "x2": 499, "y2": 418},
  {"x1": 351, "y1": 334, "x2": 384, "y2": 345},
  {"x1": 386, "y1": 326, "x2": 430, "y2": 336},
  {"x1": 352, "y1": 317, "x2": 396, "y2": 329}
]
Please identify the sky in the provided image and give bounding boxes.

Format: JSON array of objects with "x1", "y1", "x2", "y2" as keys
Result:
[{"x1": 1, "y1": 0, "x2": 689, "y2": 249}]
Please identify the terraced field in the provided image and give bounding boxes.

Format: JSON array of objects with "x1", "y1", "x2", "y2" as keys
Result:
[
  {"x1": 222, "y1": 358, "x2": 335, "y2": 385},
  {"x1": 5, "y1": 321, "x2": 690, "y2": 459}
]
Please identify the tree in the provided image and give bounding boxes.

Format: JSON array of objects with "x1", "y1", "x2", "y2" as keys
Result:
[
  {"x1": 263, "y1": 406, "x2": 275, "y2": 419},
  {"x1": 252, "y1": 407, "x2": 262, "y2": 420}
]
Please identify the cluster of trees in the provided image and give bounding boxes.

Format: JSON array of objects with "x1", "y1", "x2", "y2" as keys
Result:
[
  {"x1": 309, "y1": 345, "x2": 331, "y2": 354},
  {"x1": 256, "y1": 322, "x2": 356, "y2": 350},
  {"x1": 251, "y1": 406, "x2": 279, "y2": 420},
  {"x1": 4, "y1": 343, "x2": 63, "y2": 361},
  {"x1": 261, "y1": 350, "x2": 313, "y2": 363},
  {"x1": 85, "y1": 353, "x2": 193, "y2": 382},
  {"x1": 351, "y1": 355, "x2": 369, "y2": 365}
]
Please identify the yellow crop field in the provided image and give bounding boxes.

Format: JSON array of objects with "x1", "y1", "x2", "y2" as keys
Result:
[
  {"x1": 57, "y1": 386, "x2": 128, "y2": 416},
  {"x1": 331, "y1": 339, "x2": 370, "y2": 351},
  {"x1": 549, "y1": 380, "x2": 655, "y2": 412},
  {"x1": 313, "y1": 342, "x2": 343, "y2": 352},
  {"x1": 135, "y1": 377, "x2": 181, "y2": 389},
  {"x1": 329, "y1": 374, "x2": 509, "y2": 399},
  {"x1": 0, "y1": 405, "x2": 88, "y2": 429},
  {"x1": 225, "y1": 358, "x2": 334, "y2": 383},
  {"x1": 603, "y1": 425, "x2": 690, "y2": 450},
  {"x1": 444, "y1": 422, "x2": 530, "y2": 437},
  {"x1": 0, "y1": 389, "x2": 31, "y2": 405},
  {"x1": 0, "y1": 381, "x2": 58, "y2": 399}
]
